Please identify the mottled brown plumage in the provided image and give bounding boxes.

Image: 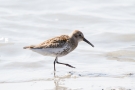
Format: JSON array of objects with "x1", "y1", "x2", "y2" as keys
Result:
[{"x1": 24, "y1": 35, "x2": 70, "y2": 49}]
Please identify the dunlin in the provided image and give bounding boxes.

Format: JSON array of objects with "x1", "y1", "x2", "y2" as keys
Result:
[{"x1": 23, "y1": 30, "x2": 94, "y2": 71}]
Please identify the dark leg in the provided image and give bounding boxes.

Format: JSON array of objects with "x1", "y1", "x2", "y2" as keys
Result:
[
  {"x1": 55, "y1": 57, "x2": 75, "y2": 68},
  {"x1": 54, "y1": 57, "x2": 58, "y2": 76},
  {"x1": 54, "y1": 57, "x2": 57, "y2": 71}
]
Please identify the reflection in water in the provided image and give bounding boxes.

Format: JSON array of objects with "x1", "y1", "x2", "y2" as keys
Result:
[
  {"x1": 53, "y1": 73, "x2": 72, "y2": 90},
  {"x1": 54, "y1": 78, "x2": 67, "y2": 90}
]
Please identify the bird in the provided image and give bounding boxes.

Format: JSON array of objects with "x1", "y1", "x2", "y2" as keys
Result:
[{"x1": 23, "y1": 30, "x2": 94, "y2": 71}]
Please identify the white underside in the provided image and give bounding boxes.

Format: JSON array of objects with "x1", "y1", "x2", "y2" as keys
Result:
[{"x1": 30, "y1": 45, "x2": 71, "y2": 57}]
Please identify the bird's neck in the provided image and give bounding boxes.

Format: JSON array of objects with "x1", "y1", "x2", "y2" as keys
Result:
[{"x1": 69, "y1": 35, "x2": 78, "y2": 51}]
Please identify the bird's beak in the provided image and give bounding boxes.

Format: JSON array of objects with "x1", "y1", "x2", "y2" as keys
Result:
[{"x1": 83, "y1": 38, "x2": 94, "y2": 47}]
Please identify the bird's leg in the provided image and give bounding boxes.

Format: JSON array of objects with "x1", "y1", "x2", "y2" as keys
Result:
[
  {"x1": 54, "y1": 57, "x2": 57, "y2": 71},
  {"x1": 56, "y1": 58, "x2": 75, "y2": 68},
  {"x1": 54, "y1": 57, "x2": 58, "y2": 76}
]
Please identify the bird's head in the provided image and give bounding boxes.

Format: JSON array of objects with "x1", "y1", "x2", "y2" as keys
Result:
[{"x1": 71, "y1": 30, "x2": 94, "y2": 47}]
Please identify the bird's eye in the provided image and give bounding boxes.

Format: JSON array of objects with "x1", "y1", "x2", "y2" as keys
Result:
[{"x1": 79, "y1": 34, "x2": 81, "y2": 36}]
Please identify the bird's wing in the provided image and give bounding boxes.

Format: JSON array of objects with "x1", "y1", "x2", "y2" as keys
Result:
[{"x1": 23, "y1": 35, "x2": 69, "y2": 49}]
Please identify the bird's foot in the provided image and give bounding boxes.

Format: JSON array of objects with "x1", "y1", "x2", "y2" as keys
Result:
[{"x1": 65, "y1": 64, "x2": 75, "y2": 68}]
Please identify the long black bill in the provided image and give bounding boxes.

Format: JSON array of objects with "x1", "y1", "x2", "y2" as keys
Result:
[{"x1": 83, "y1": 38, "x2": 94, "y2": 47}]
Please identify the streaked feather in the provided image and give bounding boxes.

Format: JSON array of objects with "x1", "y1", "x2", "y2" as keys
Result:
[{"x1": 24, "y1": 35, "x2": 70, "y2": 49}]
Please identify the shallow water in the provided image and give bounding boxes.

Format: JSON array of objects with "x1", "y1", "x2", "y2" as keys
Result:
[{"x1": 0, "y1": 0, "x2": 135, "y2": 90}]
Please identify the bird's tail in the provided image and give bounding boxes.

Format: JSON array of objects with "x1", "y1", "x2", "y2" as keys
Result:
[{"x1": 23, "y1": 45, "x2": 35, "y2": 49}]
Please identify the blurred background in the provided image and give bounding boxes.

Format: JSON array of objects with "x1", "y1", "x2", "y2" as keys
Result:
[{"x1": 0, "y1": 0, "x2": 135, "y2": 90}]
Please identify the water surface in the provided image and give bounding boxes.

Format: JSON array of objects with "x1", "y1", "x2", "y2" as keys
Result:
[{"x1": 0, "y1": 0, "x2": 135, "y2": 90}]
